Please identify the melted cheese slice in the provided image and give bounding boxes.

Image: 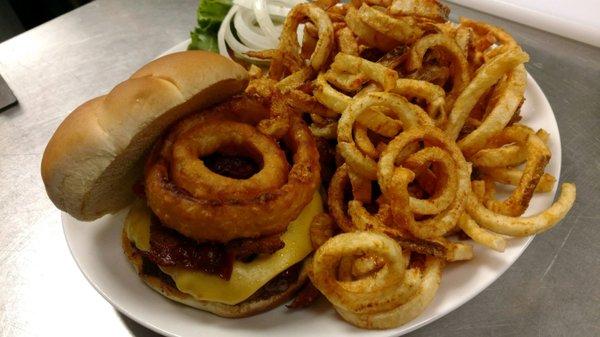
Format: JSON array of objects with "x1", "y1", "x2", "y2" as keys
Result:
[{"x1": 125, "y1": 193, "x2": 322, "y2": 305}]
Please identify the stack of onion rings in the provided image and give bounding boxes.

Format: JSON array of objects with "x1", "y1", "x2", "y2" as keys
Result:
[{"x1": 145, "y1": 96, "x2": 321, "y2": 243}]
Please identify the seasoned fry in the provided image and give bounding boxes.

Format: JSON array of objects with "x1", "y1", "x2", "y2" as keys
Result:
[
  {"x1": 445, "y1": 48, "x2": 529, "y2": 140},
  {"x1": 481, "y1": 167, "x2": 556, "y2": 193},
  {"x1": 392, "y1": 78, "x2": 446, "y2": 125},
  {"x1": 406, "y1": 33, "x2": 470, "y2": 110},
  {"x1": 336, "y1": 26, "x2": 359, "y2": 55},
  {"x1": 310, "y1": 213, "x2": 336, "y2": 249},
  {"x1": 335, "y1": 255, "x2": 443, "y2": 329},
  {"x1": 459, "y1": 64, "x2": 527, "y2": 156},
  {"x1": 358, "y1": 4, "x2": 423, "y2": 43},
  {"x1": 379, "y1": 126, "x2": 471, "y2": 239},
  {"x1": 390, "y1": 0, "x2": 449, "y2": 21},
  {"x1": 338, "y1": 92, "x2": 431, "y2": 179},
  {"x1": 466, "y1": 184, "x2": 576, "y2": 237},
  {"x1": 242, "y1": 0, "x2": 577, "y2": 329},
  {"x1": 345, "y1": 6, "x2": 398, "y2": 52},
  {"x1": 331, "y1": 53, "x2": 399, "y2": 91},
  {"x1": 458, "y1": 213, "x2": 506, "y2": 252},
  {"x1": 273, "y1": 3, "x2": 334, "y2": 79}
]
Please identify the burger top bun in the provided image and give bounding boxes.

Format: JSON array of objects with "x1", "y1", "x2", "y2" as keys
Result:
[{"x1": 41, "y1": 51, "x2": 248, "y2": 221}]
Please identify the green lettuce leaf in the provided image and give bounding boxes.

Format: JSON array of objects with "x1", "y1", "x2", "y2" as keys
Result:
[{"x1": 188, "y1": 0, "x2": 233, "y2": 52}]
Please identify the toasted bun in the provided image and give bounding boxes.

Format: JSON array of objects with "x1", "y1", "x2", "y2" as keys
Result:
[
  {"x1": 41, "y1": 51, "x2": 248, "y2": 220},
  {"x1": 121, "y1": 229, "x2": 308, "y2": 318}
]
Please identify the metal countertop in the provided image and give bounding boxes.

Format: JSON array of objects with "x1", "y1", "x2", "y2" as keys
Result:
[{"x1": 0, "y1": 1, "x2": 598, "y2": 336}]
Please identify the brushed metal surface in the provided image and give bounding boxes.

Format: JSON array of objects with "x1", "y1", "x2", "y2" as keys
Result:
[
  {"x1": 0, "y1": 73, "x2": 17, "y2": 110},
  {"x1": 0, "y1": 1, "x2": 598, "y2": 336}
]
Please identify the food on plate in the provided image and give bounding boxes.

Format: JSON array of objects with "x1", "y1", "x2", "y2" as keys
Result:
[
  {"x1": 42, "y1": 50, "x2": 323, "y2": 317},
  {"x1": 311, "y1": 232, "x2": 443, "y2": 329},
  {"x1": 42, "y1": 0, "x2": 577, "y2": 330},
  {"x1": 226, "y1": 0, "x2": 576, "y2": 329}
]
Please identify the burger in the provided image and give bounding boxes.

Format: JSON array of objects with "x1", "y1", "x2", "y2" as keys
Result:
[{"x1": 41, "y1": 51, "x2": 323, "y2": 317}]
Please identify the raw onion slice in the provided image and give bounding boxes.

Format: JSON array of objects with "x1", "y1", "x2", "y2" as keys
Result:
[{"x1": 218, "y1": 0, "x2": 305, "y2": 62}]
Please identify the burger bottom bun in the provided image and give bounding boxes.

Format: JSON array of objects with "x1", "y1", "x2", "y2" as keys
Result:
[{"x1": 121, "y1": 228, "x2": 308, "y2": 318}]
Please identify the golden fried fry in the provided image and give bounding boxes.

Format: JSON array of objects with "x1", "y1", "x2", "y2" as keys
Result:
[
  {"x1": 481, "y1": 167, "x2": 556, "y2": 193},
  {"x1": 310, "y1": 213, "x2": 336, "y2": 249},
  {"x1": 446, "y1": 47, "x2": 529, "y2": 140},
  {"x1": 358, "y1": 4, "x2": 423, "y2": 43},
  {"x1": 389, "y1": 0, "x2": 449, "y2": 21}
]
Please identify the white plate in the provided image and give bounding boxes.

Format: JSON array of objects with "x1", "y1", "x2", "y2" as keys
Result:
[{"x1": 63, "y1": 40, "x2": 562, "y2": 337}]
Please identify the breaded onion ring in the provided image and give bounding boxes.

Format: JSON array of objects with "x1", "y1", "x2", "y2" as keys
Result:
[{"x1": 145, "y1": 98, "x2": 321, "y2": 242}]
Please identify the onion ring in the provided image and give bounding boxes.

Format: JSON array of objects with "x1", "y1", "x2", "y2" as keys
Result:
[
  {"x1": 170, "y1": 120, "x2": 288, "y2": 200},
  {"x1": 145, "y1": 97, "x2": 321, "y2": 242}
]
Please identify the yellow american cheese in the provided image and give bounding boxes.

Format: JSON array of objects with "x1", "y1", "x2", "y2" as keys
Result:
[{"x1": 125, "y1": 193, "x2": 322, "y2": 305}]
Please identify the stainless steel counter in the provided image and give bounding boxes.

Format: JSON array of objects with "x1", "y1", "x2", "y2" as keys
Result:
[{"x1": 0, "y1": 1, "x2": 598, "y2": 336}]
